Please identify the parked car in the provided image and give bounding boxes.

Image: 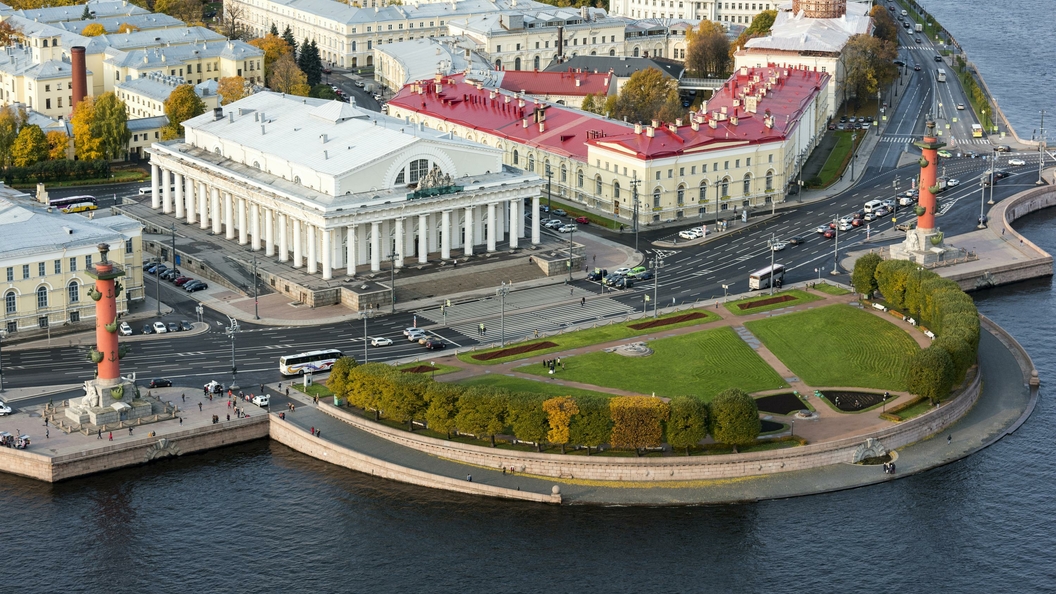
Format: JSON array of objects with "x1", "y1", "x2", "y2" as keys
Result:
[
  {"x1": 174, "y1": 276, "x2": 193, "y2": 286},
  {"x1": 252, "y1": 394, "x2": 270, "y2": 407},
  {"x1": 635, "y1": 270, "x2": 654, "y2": 281},
  {"x1": 587, "y1": 268, "x2": 607, "y2": 281},
  {"x1": 153, "y1": 321, "x2": 168, "y2": 334},
  {"x1": 160, "y1": 269, "x2": 180, "y2": 280},
  {"x1": 180, "y1": 320, "x2": 192, "y2": 331},
  {"x1": 119, "y1": 322, "x2": 133, "y2": 336},
  {"x1": 167, "y1": 322, "x2": 179, "y2": 333},
  {"x1": 0, "y1": 400, "x2": 12, "y2": 416},
  {"x1": 148, "y1": 378, "x2": 172, "y2": 388},
  {"x1": 1008, "y1": 158, "x2": 1027, "y2": 166},
  {"x1": 552, "y1": 208, "x2": 567, "y2": 217},
  {"x1": 678, "y1": 229, "x2": 698, "y2": 240},
  {"x1": 204, "y1": 380, "x2": 224, "y2": 394},
  {"x1": 575, "y1": 216, "x2": 590, "y2": 224},
  {"x1": 371, "y1": 337, "x2": 393, "y2": 347},
  {"x1": 557, "y1": 224, "x2": 577, "y2": 233},
  {"x1": 544, "y1": 219, "x2": 564, "y2": 229},
  {"x1": 185, "y1": 281, "x2": 208, "y2": 292},
  {"x1": 423, "y1": 339, "x2": 447, "y2": 350},
  {"x1": 142, "y1": 324, "x2": 154, "y2": 335}
]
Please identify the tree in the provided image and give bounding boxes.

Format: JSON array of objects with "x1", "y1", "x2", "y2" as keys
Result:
[
  {"x1": 380, "y1": 374, "x2": 429, "y2": 430},
  {"x1": 269, "y1": 23, "x2": 279, "y2": 36},
  {"x1": 249, "y1": 33, "x2": 291, "y2": 75},
  {"x1": 268, "y1": 54, "x2": 308, "y2": 95},
  {"x1": 580, "y1": 93, "x2": 597, "y2": 114},
  {"x1": 869, "y1": 5, "x2": 899, "y2": 46},
  {"x1": 543, "y1": 396, "x2": 579, "y2": 454},
  {"x1": 656, "y1": 89, "x2": 684, "y2": 125},
  {"x1": 569, "y1": 395, "x2": 610, "y2": 455},
  {"x1": 80, "y1": 23, "x2": 106, "y2": 37},
  {"x1": 217, "y1": 76, "x2": 249, "y2": 105},
  {"x1": 454, "y1": 386, "x2": 508, "y2": 446},
  {"x1": 0, "y1": 21, "x2": 22, "y2": 47},
  {"x1": 685, "y1": 20, "x2": 730, "y2": 77},
  {"x1": 10, "y1": 124, "x2": 48, "y2": 167},
  {"x1": 324, "y1": 356, "x2": 358, "y2": 402},
  {"x1": 46, "y1": 130, "x2": 70, "y2": 160},
  {"x1": 71, "y1": 98, "x2": 103, "y2": 161},
  {"x1": 310, "y1": 84, "x2": 337, "y2": 100},
  {"x1": 731, "y1": 10, "x2": 777, "y2": 54},
  {"x1": 666, "y1": 396, "x2": 708, "y2": 455},
  {"x1": 345, "y1": 363, "x2": 397, "y2": 419},
  {"x1": 154, "y1": 0, "x2": 203, "y2": 25},
  {"x1": 610, "y1": 68, "x2": 679, "y2": 124},
  {"x1": 907, "y1": 345, "x2": 956, "y2": 404},
  {"x1": 851, "y1": 252, "x2": 883, "y2": 297},
  {"x1": 117, "y1": 23, "x2": 140, "y2": 34},
  {"x1": 162, "y1": 84, "x2": 206, "y2": 140},
  {"x1": 843, "y1": 34, "x2": 898, "y2": 107},
  {"x1": 298, "y1": 39, "x2": 322, "y2": 87},
  {"x1": 708, "y1": 388, "x2": 760, "y2": 452},
  {"x1": 81, "y1": 4, "x2": 91, "y2": 19},
  {"x1": 221, "y1": 1, "x2": 248, "y2": 40},
  {"x1": 281, "y1": 25, "x2": 297, "y2": 57},
  {"x1": 609, "y1": 396, "x2": 670, "y2": 456},
  {"x1": 507, "y1": 393, "x2": 549, "y2": 451},
  {"x1": 0, "y1": 106, "x2": 19, "y2": 167},
  {"x1": 874, "y1": 259, "x2": 916, "y2": 309},
  {"x1": 424, "y1": 382, "x2": 462, "y2": 438},
  {"x1": 92, "y1": 93, "x2": 131, "y2": 160}
]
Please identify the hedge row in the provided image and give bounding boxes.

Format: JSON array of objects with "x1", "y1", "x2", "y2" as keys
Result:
[
  {"x1": 327, "y1": 361, "x2": 764, "y2": 455},
  {"x1": 853, "y1": 255, "x2": 980, "y2": 403},
  {"x1": 1, "y1": 159, "x2": 111, "y2": 185}
]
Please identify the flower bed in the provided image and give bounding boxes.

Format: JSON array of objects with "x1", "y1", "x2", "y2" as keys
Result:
[
  {"x1": 737, "y1": 294, "x2": 797, "y2": 311},
  {"x1": 470, "y1": 341, "x2": 558, "y2": 361},
  {"x1": 628, "y1": 312, "x2": 707, "y2": 330}
]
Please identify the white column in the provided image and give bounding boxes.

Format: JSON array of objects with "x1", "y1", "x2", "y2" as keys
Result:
[
  {"x1": 211, "y1": 187, "x2": 222, "y2": 235},
  {"x1": 150, "y1": 163, "x2": 160, "y2": 209},
  {"x1": 185, "y1": 175, "x2": 196, "y2": 225},
  {"x1": 161, "y1": 170, "x2": 172, "y2": 214},
  {"x1": 198, "y1": 181, "x2": 209, "y2": 230},
  {"x1": 393, "y1": 217, "x2": 405, "y2": 268},
  {"x1": 370, "y1": 221, "x2": 381, "y2": 271},
  {"x1": 306, "y1": 224, "x2": 317, "y2": 274},
  {"x1": 532, "y1": 196, "x2": 541, "y2": 244},
  {"x1": 508, "y1": 199, "x2": 519, "y2": 249},
  {"x1": 278, "y1": 214, "x2": 289, "y2": 263},
  {"x1": 346, "y1": 225, "x2": 357, "y2": 275},
  {"x1": 224, "y1": 192, "x2": 234, "y2": 240},
  {"x1": 173, "y1": 172, "x2": 184, "y2": 219},
  {"x1": 487, "y1": 202, "x2": 497, "y2": 252},
  {"x1": 517, "y1": 198, "x2": 526, "y2": 238},
  {"x1": 418, "y1": 213, "x2": 428, "y2": 264},
  {"x1": 441, "y1": 210, "x2": 451, "y2": 260},
  {"x1": 250, "y1": 203, "x2": 261, "y2": 251},
  {"x1": 292, "y1": 219, "x2": 302, "y2": 268},
  {"x1": 237, "y1": 198, "x2": 248, "y2": 245},
  {"x1": 321, "y1": 228, "x2": 332, "y2": 280},
  {"x1": 464, "y1": 206, "x2": 474, "y2": 256},
  {"x1": 264, "y1": 208, "x2": 275, "y2": 257}
]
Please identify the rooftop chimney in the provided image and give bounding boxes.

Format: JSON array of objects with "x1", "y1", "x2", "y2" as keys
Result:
[
  {"x1": 213, "y1": 107, "x2": 223, "y2": 121},
  {"x1": 634, "y1": 122, "x2": 642, "y2": 134}
]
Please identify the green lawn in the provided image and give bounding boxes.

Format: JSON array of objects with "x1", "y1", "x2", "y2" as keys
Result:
[
  {"x1": 458, "y1": 309, "x2": 721, "y2": 365},
  {"x1": 724, "y1": 289, "x2": 823, "y2": 316},
  {"x1": 516, "y1": 326, "x2": 787, "y2": 401},
  {"x1": 458, "y1": 375, "x2": 618, "y2": 400},
  {"x1": 745, "y1": 304, "x2": 918, "y2": 390},
  {"x1": 815, "y1": 132, "x2": 854, "y2": 187},
  {"x1": 292, "y1": 382, "x2": 333, "y2": 397},
  {"x1": 812, "y1": 283, "x2": 851, "y2": 296}
]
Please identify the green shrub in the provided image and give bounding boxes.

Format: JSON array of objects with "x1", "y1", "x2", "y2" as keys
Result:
[
  {"x1": 707, "y1": 388, "x2": 761, "y2": 451},
  {"x1": 852, "y1": 253, "x2": 882, "y2": 297},
  {"x1": 906, "y1": 346, "x2": 956, "y2": 403}
]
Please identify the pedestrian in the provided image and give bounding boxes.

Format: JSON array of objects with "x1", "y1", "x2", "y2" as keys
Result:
[
  {"x1": 482, "y1": 325, "x2": 486, "y2": 336},
  {"x1": 503, "y1": 467, "x2": 507, "y2": 475},
  {"x1": 260, "y1": 384, "x2": 264, "y2": 393},
  {"x1": 560, "y1": 362, "x2": 566, "y2": 371},
  {"x1": 181, "y1": 393, "x2": 185, "y2": 403},
  {"x1": 316, "y1": 430, "x2": 320, "y2": 439},
  {"x1": 128, "y1": 427, "x2": 133, "y2": 436},
  {"x1": 97, "y1": 429, "x2": 102, "y2": 439},
  {"x1": 226, "y1": 414, "x2": 230, "y2": 422},
  {"x1": 179, "y1": 417, "x2": 183, "y2": 425},
  {"x1": 947, "y1": 434, "x2": 952, "y2": 444},
  {"x1": 198, "y1": 402, "x2": 203, "y2": 411},
  {"x1": 285, "y1": 387, "x2": 290, "y2": 397},
  {"x1": 467, "y1": 474, "x2": 472, "y2": 482},
  {"x1": 570, "y1": 287, "x2": 574, "y2": 296},
  {"x1": 46, "y1": 428, "x2": 49, "y2": 439},
  {"x1": 592, "y1": 254, "x2": 596, "y2": 263},
  {"x1": 108, "y1": 432, "x2": 113, "y2": 441},
  {"x1": 311, "y1": 426, "x2": 315, "y2": 435},
  {"x1": 44, "y1": 418, "x2": 48, "y2": 427},
  {"x1": 581, "y1": 297, "x2": 585, "y2": 307},
  {"x1": 528, "y1": 256, "x2": 533, "y2": 264}
]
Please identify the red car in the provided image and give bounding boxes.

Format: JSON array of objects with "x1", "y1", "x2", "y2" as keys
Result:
[
  {"x1": 174, "y1": 276, "x2": 193, "y2": 286},
  {"x1": 575, "y1": 216, "x2": 590, "y2": 224},
  {"x1": 823, "y1": 228, "x2": 837, "y2": 239},
  {"x1": 851, "y1": 218, "x2": 864, "y2": 227}
]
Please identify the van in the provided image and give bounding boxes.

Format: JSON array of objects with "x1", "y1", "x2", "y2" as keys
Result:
[
  {"x1": 864, "y1": 199, "x2": 883, "y2": 213},
  {"x1": 901, "y1": 9, "x2": 907, "y2": 16}
]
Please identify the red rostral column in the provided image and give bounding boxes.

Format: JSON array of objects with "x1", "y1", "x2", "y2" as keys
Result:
[
  {"x1": 86, "y1": 243, "x2": 125, "y2": 381},
  {"x1": 913, "y1": 120, "x2": 945, "y2": 231}
]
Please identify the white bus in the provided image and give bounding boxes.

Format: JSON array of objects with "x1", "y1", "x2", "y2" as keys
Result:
[
  {"x1": 278, "y1": 349, "x2": 344, "y2": 376},
  {"x1": 749, "y1": 264, "x2": 786, "y2": 290},
  {"x1": 936, "y1": 69, "x2": 947, "y2": 82}
]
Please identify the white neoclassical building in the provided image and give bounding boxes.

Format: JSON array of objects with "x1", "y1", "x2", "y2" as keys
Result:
[{"x1": 145, "y1": 92, "x2": 544, "y2": 307}]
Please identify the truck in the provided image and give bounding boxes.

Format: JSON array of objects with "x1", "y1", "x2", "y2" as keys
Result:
[{"x1": 915, "y1": 23, "x2": 923, "y2": 32}]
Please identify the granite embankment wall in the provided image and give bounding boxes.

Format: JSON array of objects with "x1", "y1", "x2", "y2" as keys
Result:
[
  {"x1": 268, "y1": 416, "x2": 561, "y2": 504},
  {"x1": 316, "y1": 369, "x2": 980, "y2": 483},
  {"x1": 0, "y1": 416, "x2": 268, "y2": 482}
]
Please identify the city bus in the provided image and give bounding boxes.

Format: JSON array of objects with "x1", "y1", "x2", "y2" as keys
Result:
[
  {"x1": 49, "y1": 195, "x2": 97, "y2": 210},
  {"x1": 748, "y1": 264, "x2": 785, "y2": 290},
  {"x1": 278, "y1": 349, "x2": 344, "y2": 376},
  {"x1": 936, "y1": 69, "x2": 947, "y2": 82},
  {"x1": 971, "y1": 123, "x2": 984, "y2": 138}
]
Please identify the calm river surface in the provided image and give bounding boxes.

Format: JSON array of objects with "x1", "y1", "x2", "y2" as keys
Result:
[{"x1": 2, "y1": 5, "x2": 1056, "y2": 592}]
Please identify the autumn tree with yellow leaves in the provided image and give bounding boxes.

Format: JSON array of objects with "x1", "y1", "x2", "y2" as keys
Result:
[
  {"x1": 161, "y1": 84, "x2": 206, "y2": 140},
  {"x1": 543, "y1": 396, "x2": 579, "y2": 454},
  {"x1": 609, "y1": 396, "x2": 670, "y2": 456}
]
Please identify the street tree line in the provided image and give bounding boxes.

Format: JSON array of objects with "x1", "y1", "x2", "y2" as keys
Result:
[{"x1": 327, "y1": 360, "x2": 764, "y2": 455}]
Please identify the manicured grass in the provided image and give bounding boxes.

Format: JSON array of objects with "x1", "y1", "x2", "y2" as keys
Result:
[
  {"x1": 457, "y1": 308, "x2": 721, "y2": 365},
  {"x1": 746, "y1": 304, "x2": 919, "y2": 391},
  {"x1": 724, "y1": 289, "x2": 823, "y2": 316},
  {"x1": 292, "y1": 382, "x2": 333, "y2": 397},
  {"x1": 548, "y1": 199, "x2": 622, "y2": 230},
  {"x1": 812, "y1": 283, "x2": 851, "y2": 296},
  {"x1": 815, "y1": 132, "x2": 853, "y2": 187},
  {"x1": 12, "y1": 169, "x2": 148, "y2": 190},
  {"x1": 458, "y1": 375, "x2": 618, "y2": 400},
  {"x1": 394, "y1": 361, "x2": 461, "y2": 376},
  {"x1": 894, "y1": 399, "x2": 934, "y2": 421},
  {"x1": 517, "y1": 326, "x2": 787, "y2": 401}
]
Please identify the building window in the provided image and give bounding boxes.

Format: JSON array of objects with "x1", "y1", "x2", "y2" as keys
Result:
[
  {"x1": 126, "y1": 239, "x2": 133, "y2": 253},
  {"x1": 69, "y1": 257, "x2": 77, "y2": 272},
  {"x1": 22, "y1": 264, "x2": 29, "y2": 279},
  {"x1": 721, "y1": 177, "x2": 730, "y2": 197},
  {"x1": 512, "y1": 150, "x2": 519, "y2": 165},
  {"x1": 85, "y1": 255, "x2": 92, "y2": 269},
  {"x1": 68, "y1": 281, "x2": 79, "y2": 303},
  {"x1": 560, "y1": 165, "x2": 567, "y2": 183},
  {"x1": 36, "y1": 286, "x2": 48, "y2": 309},
  {"x1": 677, "y1": 185, "x2": 685, "y2": 205},
  {"x1": 595, "y1": 176, "x2": 602, "y2": 195},
  {"x1": 746, "y1": 157, "x2": 751, "y2": 166},
  {"x1": 743, "y1": 173, "x2": 751, "y2": 195},
  {"x1": 653, "y1": 189, "x2": 661, "y2": 208},
  {"x1": 699, "y1": 181, "x2": 708, "y2": 202},
  {"x1": 70, "y1": 311, "x2": 80, "y2": 323},
  {"x1": 38, "y1": 316, "x2": 48, "y2": 329},
  {"x1": 409, "y1": 158, "x2": 429, "y2": 183},
  {"x1": 577, "y1": 169, "x2": 584, "y2": 188},
  {"x1": 4, "y1": 291, "x2": 14, "y2": 314},
  {"x1": 395, "y1": 170, "x2": 405, "y2": 185},
  {"x1": 528, "y1": 154, "x2": 535, "y2": 172},
  {"x1": 613, "y1": 181, "x2": 620, "y2": 199},
  {"x1": 54, "y1": 260, "x2": 61, "y2": 274},
  {"x1": 765, "y1": 170, "x2": 773, "y2": 191},
  {"x1": 5, "y1": 267, "x2": 11, "y2": 282}
]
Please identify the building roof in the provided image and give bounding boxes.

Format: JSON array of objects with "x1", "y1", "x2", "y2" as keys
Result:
[
  {"x1": 1, "y1": 0, "x2": 148, "y2": 23},
  {"x1": 50, "y1": 13, "x2": 187, "y2": 34},
  {"x1": 0, "y1": 192, "x2": 142, "y2": 260},
  {"x1": 495, "y1": 70, "x2": 613, "y2": 97},
  {"x1": 375, "y1": 36, "x2": 491, "y2": 87},
  {"x1": 390, "y1": 66, "x2": 827, "y2": 161},
  {"x1": 449, "y1": 7, "x2": 614, "y2": 36},
  {"x1": 127, "y1": 115, "x2": 169, "y2": 131},
  {"x1": 94, "y1": 26, "x2": 225, "y2": 50},
  {"x1": 743, "y1": 1, "x2": 872, "y2": 54},
  {"x1": 116, "y1": 72, "x2": 217, "y2": 103},
  {"x1": 544, "y1": 55, "x2": 685, "y2": 80},
  {"x1": 249, "y1": 0, "x2": 544, "y2": 27},
  {"x1": 104, "y1": 39, "x2": 263, "y2": 69}
]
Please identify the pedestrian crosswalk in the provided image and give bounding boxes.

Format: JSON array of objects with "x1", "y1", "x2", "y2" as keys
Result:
[
  {"x1": 881, "y1": 135, "x2": 992, "y2": 145},
  {"x1": 415, "y1": 284, "x2": 636, "y2": 342}
]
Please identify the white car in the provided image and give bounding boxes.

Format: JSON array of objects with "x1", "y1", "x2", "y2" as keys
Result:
[
  {"x1": 816, "y1": 225, "x2": 829, "y2": 234},
  {"x1": 839, "y1": 215, "x2": 854, "y2": 225},
  {"x1": 898, "y1": 196, "x2": 914, "y2": 207},
  {"x1": 118, "y1": 322, "x2": 133, "y2": 336},
  {"x1": 371, "y1": 337, "x2": 393, "y2": 347},
  {"x1": 770, "y1": 241, "x2": 789, "y2": 252},
  {"x1": 251, "y1": 394, "x2": 270, "y2": 407},
  {"x1": 153, "y1": 321, "x2": 168, "y2": 334},
  {"x1": 406, "y1": 329, "x2": 427, "y2": 342},
  {"x1": 613, "y1": 267, "x2": 632, "y2": 276},
  {"x1": 865, "y1": 211, "x2": 879, "y2": 220},
  {"x1": 678, "y1": 229, "x2": 698, "y2": 240},
  {"x1": 946, "y1": 178, "x2": 960, "y2": 187},
  {"x1": 837, "y1": 221, "x2": 853, "y2": 232},
  {"x1": 557, "y1": 224, "x2": 577, "y2": 233},
  {"x1": 0, "y1": 400, "x2": 11, "y2": 416},
  {"x1": 1008, "y1": 158, "x2": 1026, "y2": 166}
]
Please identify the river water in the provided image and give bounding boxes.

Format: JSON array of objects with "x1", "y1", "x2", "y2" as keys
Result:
[{"x1": 3, "y1": 8, "x2": 1056, "y2": 593}]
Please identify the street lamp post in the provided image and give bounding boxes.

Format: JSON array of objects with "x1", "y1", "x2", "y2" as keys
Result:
[
  {"x1": 389, "y1": 251, "x2": 400, "y2": 313},
  {"x1": 722, "y1": 283, "x2": 730, "y2": 302},
  {"x1": 251, "y1": 252, "x2": 259, "y2": 320},
  {"x1": 567, "y1": 226, "x2": 574, "y2": 282},
  {"x1": 768, "y1": 232, "x2": 776, "y2": 295},
  {"x1": 226, "y1": 316, "x2": 240, "y2": 390},
  {"x1": 545, "y1": 164, "x2": 553, "y2": 215},
  {"x1": 815, "y1": 267, "x2": 821, "y2": 281},
  {"x1": 831, "y1": 214, "x2": 839, "y2": 275},
  {"x1": 1037, "y1": 109, "x2": 1046, "y2": 186},
  {"x1": 0, "y1": 329, "x2": 6, "y2": 393},
  {"x1": 850, "y1": 130, "x2": 858, "y2": 181},
  {"x1": 978, "y1": 180, "x2": 987, "y2": 229},
  {"x1": 988, "y1": 147, "x2": 996, "y2": 205},
  {"x1": 652, "y1": 256, "x2": 662, "y2": 318},
  {"x1": 170, "y1": 223, "x2": 177, "y2": 271},
  {"x1": 154, "y1": 257, "x2": 161, "y2": 316},
  {"x1": 876, "y1": 91, "x2": 882, "y2": 136},
  {"x1": 362, "y1": 306, "x2": 372, "y2": 363},
  {"x1": 497, "y1": 281, "x2": 509, "y2": 347},
  {"x1": 631, "y1": 172, "x2": 640, "y2": 253}
]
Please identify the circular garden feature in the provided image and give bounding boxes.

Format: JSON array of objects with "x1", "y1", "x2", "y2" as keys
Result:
[{"x1": 823, "y1": 390, "x2": 888, "y2": 411}]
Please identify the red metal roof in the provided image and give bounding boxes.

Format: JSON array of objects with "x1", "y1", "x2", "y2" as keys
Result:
[
  {"x1": 388, "y1": 66, "x2": 828, "y2": 162},
  {"x1": 497, "y1": 70, "x2": 612, "y2": 97}
]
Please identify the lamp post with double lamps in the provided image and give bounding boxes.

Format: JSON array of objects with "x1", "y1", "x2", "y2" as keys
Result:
[
  {"x1": 497, "y1": 281, "x2": 510, "y2": 347},
  {"x1": 389, "y1": 251, "x2": 400, "y2": 313}
]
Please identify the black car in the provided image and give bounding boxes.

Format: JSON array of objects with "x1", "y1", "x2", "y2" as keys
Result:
[
  {"x1": 787, "y1": 236, "x2": 807, "y2": 245},
  {"x1": 186, "y1": 282, "x2": 208, "y2": 292},
  {"x1": 993, "y1": 145, "x2": 1012, "y2": 153},
  {"x1": 180, "y1": 320, "x2": 192, "y2": 331},
  {"x1": 148, "y1": 378, "x2": 172, "y2": 388},
  {"x1": 160, "y1": 269, "x2": 180, "y2": 280},
  {"x1": 142, "y1": 324, "x2": 153, "y2": 334},
  {"x1": 587, "y1": 268, "x2": 607, "y2": 281},
  {"x1": 635, "y1": 270, "x2": 654, "y2": 281},
  {"x1": 614, "y1": 277, "x2": 635, "y2": 289},
  {"x1": 167, "y1": 322, "x2": 179, "y2": 333},
  {"x1": 993, "y1": 169, "x2": 1011, "y2": 180},
  {"x1": 423, "y1": 339, "x2": 447, "y2": 350},
  {"x1": 893, "y1": 59, "x2": 905, "y2": 67},
  {"x1": 934, "y1": 55, "x2": 943, "y2": 62}
]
